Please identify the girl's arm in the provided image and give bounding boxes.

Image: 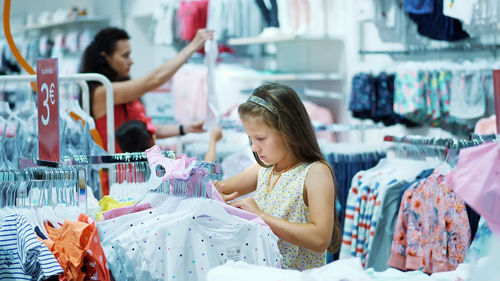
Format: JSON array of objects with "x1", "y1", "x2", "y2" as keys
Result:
[
  {"x1": 203, "y1": 126, "x2": 223, "y2": 162},
  {"x1": 232, "y1": 162, "x2": 334, "y2": 253},
  {"x1": 91, "y1": 29, "x2": 213, "y2": 119},
  {"x1": 214, "y1": 163, "x2": 260, "y2": 201}
]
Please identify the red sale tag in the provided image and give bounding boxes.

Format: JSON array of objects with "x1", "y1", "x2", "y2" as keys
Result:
[
  {"x1": 36, "y1": 58, "x2": 60, "y2": 163},
  {"x1": 492, "y1": 70, "x2": 500, "y2": 134}
]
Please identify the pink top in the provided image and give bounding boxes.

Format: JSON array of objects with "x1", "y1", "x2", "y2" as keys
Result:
[
  {"x1": 474, "y1": 115, "x2": 497, "y2": 135},
  {"x1": 447, "y1": 141, "x2": 500, "y2": 235},
  {"x1": 145, "y1": 145, "x2": 194, "y2": 181},
  {"x1": 102, "y1": 203, "x2": 152, "y2": 220}
]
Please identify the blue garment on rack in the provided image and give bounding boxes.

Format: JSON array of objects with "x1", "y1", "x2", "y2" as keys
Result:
[
  {"x1": 374, "y1": 72, "x2": 395, "y2": 124},
  {"x1": 0, "y1": 214, "x2": 63, "y2": 280},
  {"x1": 403, "y1": 0, "x2": 434, "y2": 14},
  {"x1": 350, "y1": 72, "x2": 419, "y2": 127},
  {"x1": 465, "y1": 217, "x2": 493, "y2": 263},
  {"x1": 325, "y1": 151, "x2": 386, "y2": 263},
  {"x1": 350, "y1": 73, "x2": 375, "y2": 119},
  {"x1": 406, "y1": 0, "x2": 469, "y2": 41},
  {"x1": 255, "y1": 0, "x2": 279, "y2": 27}
]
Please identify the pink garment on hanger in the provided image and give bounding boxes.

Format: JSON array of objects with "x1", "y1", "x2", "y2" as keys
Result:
[
  {"x1": 0, "y1": 121, "x2": 17, "y2": 137},
  {"x1": 474, "y1": 115, "x2": 497, "y2": 135},
  {"x1": 102, "y1": 203, "x2": 152, "y2": 220},
  {"x1": 208, "y1": 183, "x2": 271, "y2": 230},
  {"x1": 172, "y1": 67, "x2": 208, "y2": 124},
  {"x1": 178, "y1": 0, "x2": 208, "y2": 41},
  {"x1": 145, "y1": 145, "x2": 194, "y2": 180},
  {"x1": 304, "y1": 100, "x2": 335, "y2": 141},
  {"x1": 290, "y1": 0, "x2": 310, "y2": 30},
  {"x1": 447, "y1": 142, "x2": 500, "y2": 234}
]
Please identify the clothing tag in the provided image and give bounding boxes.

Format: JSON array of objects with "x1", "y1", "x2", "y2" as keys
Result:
[{"x1": 226, "y1": 246, "x2": 241, "y2": 262}]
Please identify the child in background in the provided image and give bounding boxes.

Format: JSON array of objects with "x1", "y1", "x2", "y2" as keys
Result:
[
  {"x1": 116, "y1": 119, "x2": 223, "y2": 162},
  {"x1": 214, "y1": 83, "x2": 342, "y2": 270}
]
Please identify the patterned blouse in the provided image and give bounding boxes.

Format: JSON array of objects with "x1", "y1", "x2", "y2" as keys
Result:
[
  {"x1": 388, "y1": 171, "x2": 471, "y2": 273},
  {"x1": 254, "y1": 162, "x2": 326, "y2": 271}
]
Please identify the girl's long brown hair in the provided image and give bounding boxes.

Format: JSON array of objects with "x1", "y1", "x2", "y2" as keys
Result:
[{"x1": 238, "y1": 83, "x2": 342, "y2": 253}]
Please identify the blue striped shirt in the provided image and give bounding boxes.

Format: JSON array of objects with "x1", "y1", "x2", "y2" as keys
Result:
[{"x1": 0, "y1": 214, "x2": 63, "y2": 280}]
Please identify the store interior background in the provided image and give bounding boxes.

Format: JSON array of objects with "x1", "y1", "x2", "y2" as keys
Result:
[{"x1": 2, "y1": 0, "x2": 483, "y2": 153}]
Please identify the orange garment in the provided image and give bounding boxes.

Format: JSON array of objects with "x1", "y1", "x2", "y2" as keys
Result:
[
  {"x1": 40, "y1": 215, "x2": 111, "y2": 281},
  {"x1": 41, "y1": 222, "x2": 87, "y2": 281},
  {"x1": 78, "y1": 214, "x2": 111, "y2": 281}
]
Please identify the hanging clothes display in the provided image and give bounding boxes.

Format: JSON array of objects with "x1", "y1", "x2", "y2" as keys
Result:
[
  {"x1": 349, "y1": 65, "x2": 496, "y2": 136},
  {"x1": 339, "y1": 135, "x2": 493, "y2": 272},
  {"x1": 91, "y1": 145, "x2": 281, "y2": 281},
  {"x1": 388, "y1": 170, "x2": 471, "y2": 273},
  {"x1": 340, "y1": 156, "x2": 436, "y2": 269},
  {"x1": 349, "y1": 72, "x2": 418, "y2": 127},
  {"x1": 320, "y1": 143, "x2": 386, "y2": 230},
  {"x1": 0, "y1": 167, "x2": 111, "y2": 281}
]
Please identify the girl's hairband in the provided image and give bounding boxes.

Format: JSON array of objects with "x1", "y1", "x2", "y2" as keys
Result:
[{"x1": 247, "y1": 95, "x2": 279, "y2": 117}]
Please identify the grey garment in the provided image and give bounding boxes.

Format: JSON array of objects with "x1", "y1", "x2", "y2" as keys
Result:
[
  {"x1": 374, "y1": 0, "x2": 415, "y2": 44},
  {"x1": 366, "y1": 180, "x2": 409, "y2": 271},
  {"x1": 481, "y1": 71, "x2": 496, "y2": 117},
  {"x1": 450, "y1": 70, "x2": 486, "y2": 120}
]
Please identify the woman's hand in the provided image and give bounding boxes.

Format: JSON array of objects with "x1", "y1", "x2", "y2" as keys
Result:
[
  {"x1": 188, "y1": 29, "x2": 214, "y2": 52},
  {"x1": 185, "y1": 120, "x2": 206, "y2": 133},
  {"x1": 230, "y1": 197, "x2": 264, "y2": 216},
  {"x1": 214, "y1": 180, "x2": 239, "y2": 202}
]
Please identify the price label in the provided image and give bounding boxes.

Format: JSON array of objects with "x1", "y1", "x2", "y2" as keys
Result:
[{"x1": 36, "y1": 58, "x2": 60, "y2": 163}]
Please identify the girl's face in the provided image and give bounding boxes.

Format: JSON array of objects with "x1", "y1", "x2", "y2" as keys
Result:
[
  {"x1": 104, "y1": 39, "x2": 133, "y2": 79},
  {"x1": 242, "y1": 117, "x2": 288, "y2": 165}
]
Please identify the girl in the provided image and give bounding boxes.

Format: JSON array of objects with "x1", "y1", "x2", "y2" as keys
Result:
[{"x1": 215, "y1": 83, "x2": 342, "y2": 271}]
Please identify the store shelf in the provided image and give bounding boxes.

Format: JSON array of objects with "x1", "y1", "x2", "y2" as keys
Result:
[
  {"x1": 228, "y1": 34, "x2": 343, "y2": 46},
  {"x1": 23, "y1": 16, "x2": 108, "y2": 31},
  {"x1": 228, "y1": 72, "x2": 343, "y2": 81},
  {"x1": 303, "y1": 89, "x2": 343, "y2": 100}
]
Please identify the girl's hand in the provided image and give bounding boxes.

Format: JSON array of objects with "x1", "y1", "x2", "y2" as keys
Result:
[
  {"x1": 230, "y1": 197, "x2": 263, "y2": 216},
  {"x1": 214, "y1": 180, "x2": 239, "y2": 202}
]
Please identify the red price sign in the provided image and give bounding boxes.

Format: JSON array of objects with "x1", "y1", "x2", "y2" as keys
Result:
[{"x1": 36, "y1": 58, "x2": 60, "y2": 163}]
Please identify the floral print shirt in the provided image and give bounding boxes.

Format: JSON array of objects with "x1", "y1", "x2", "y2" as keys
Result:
[{"x1": 388, "y1": 171, "x2": 471, "y2": 273}]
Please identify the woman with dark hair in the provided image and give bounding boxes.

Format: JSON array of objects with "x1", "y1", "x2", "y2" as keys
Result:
[{"x1": 80, "y1": 27, "x2": 213, "y2": 152}]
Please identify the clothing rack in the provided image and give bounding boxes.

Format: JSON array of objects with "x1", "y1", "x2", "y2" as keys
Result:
[
  {"x1": 19, "y1": 151, "x2": 177, "y2": 168},
  {"x1": 0, "y1": 166, "x2": 85, "y2": 208},
  {"x1": 359, "y1": 43, "x2": 500, "y2": 56},
  {"x1": 383, "y1": 135, "x2": 492, "y2": 149},
  {"x1": 0, "y1": 73, "x2": 116, "y2": 153},
  {"x1": 106, "y1": 150, "x2": 221, "y2": 201},
  {"x1": 470, "y1": 133, "x2": 498, "y2": 143},
  {"x1": 62, "y1": 151, "x2": 177, "y2": 166},
  {"x1": 316, "y1": 123, "x2": 385, "y2": 132}
]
